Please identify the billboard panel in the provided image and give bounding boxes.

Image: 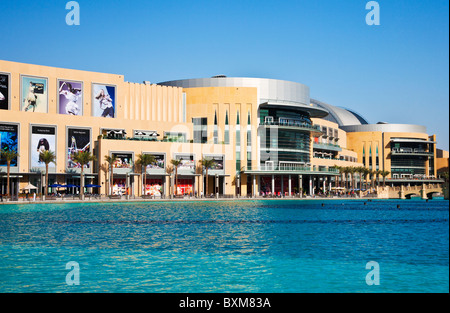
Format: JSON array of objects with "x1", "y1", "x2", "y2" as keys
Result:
[
  {"x1": 145, "y1": 153, "x2": 165, "y2": 171},
  {"x1": 21, "y1": 76, "x2": 48, "y2": 113},
  {"x1": 112, "y1": 153, "x2": 133, "y2": 169},
  {"x1": 67, "y1": 128, "x2": 91, "y2": 169},
  {"x1": 58, "y1": 80, "x2": 83, "y2": 115},
  {"x1": 30, "y1": 125, "x2": 56, "y2": 170},
  {"x1": 0, "y1": 123, "x2": 18, "y2": 167},
  {"x1": 92, "y1": 84, "x2": 116, "y2": 118},
  {"x1": 0, "y1": 73, "x2": 9, "y2": 110},
  {"x1": 175, "y1": 154, "x2": 195, "y2": 171}
]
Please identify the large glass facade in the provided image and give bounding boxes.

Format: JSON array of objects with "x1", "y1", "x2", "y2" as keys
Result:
[{"x1": 259, "y1": 107, "x2": 312, "y2": 167}]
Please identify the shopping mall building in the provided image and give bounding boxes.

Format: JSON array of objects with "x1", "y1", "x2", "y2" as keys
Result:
[{"x1": 0, "y1": 60, "x2": 446, "y2": 198}]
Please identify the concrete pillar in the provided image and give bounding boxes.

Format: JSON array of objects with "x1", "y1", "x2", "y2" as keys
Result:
[
  {"x1": 215, "y1": 175, "x2": 219, "y2": 199},
  {"x1": 299, "y1": 175, "x2": 303, "y2": 198},
  {"x1": 288, "y1": 175, "x2": 292, "y2": 197},
  {"x1": 309, "y1": 176, "x2": 313, "y2": 196},
  {"x1": 399, "y1": 185, "x2": 406, "y2": 199},
  {"x1": 253, "y1": 175, "x2": 256, "y2": 198},
  {"x1": 271, "y1": 175, "x2": 275, "y2": 196},
  {"x1": 421, "y1": 183, "x2": 427, "y2": 200},
  {"x1": 236, "y1": 175, "x2": 240, "y2": 198}
]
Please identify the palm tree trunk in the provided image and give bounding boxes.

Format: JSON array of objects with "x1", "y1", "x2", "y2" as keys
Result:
[
  {"x1": 6, "y1": 160, "x2": 10, "y2": 198},
  {"x1": 175, "y1": 168, "x2": 178, "y2": 196},
  {"x1": 205, "y1": 169, "x2": 209, "y2": 196},
  {"x1": 110, "y1": 166, "x2": 113, "y2": 196},
  {"x1": 45, "y1": 164, "x2": 49, "y2": 199},
  {"x1": 143, "y1": 171, "x2": 147, "y2": 196},
  {"x1": 80, "y1": 167, "x2": 84, "y2": 200},
  {"x1": 105, "y1": 169, "x2": 109, "y2": 196}
]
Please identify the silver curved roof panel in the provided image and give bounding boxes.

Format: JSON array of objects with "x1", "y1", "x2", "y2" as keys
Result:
[
  {"x1": 341, "y1": 124, "x2": 427, "y2": 134},
  {"x1": 159, "y1": 77, "x2": 332, "y2": 117},
  {"x1": 310, "y1": 99, "x2": 369, "y2": 126},
  {"x1": 159, "y1": 77, "x2": 310, "y2": 106}
]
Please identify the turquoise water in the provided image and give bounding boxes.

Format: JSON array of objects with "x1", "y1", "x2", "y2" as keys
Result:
[{"x1": 0, "y1": 199, "x2": 448, "y2": 293}]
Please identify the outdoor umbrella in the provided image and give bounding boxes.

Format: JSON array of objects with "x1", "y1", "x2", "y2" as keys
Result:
[{"x1": 22, "y1": 183, "x2": 38, "y2": 191}]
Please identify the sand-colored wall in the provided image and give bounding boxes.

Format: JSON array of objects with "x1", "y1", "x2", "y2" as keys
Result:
[
  {"x1": 182, "y1": 86, "x2": 259, "y2": 196},
  {"x1": 346, "y1": 131, "x2": 436, "y2": 178},
  {"x1": 0, "y1": 60, "x2": 187, "y2": 192}
]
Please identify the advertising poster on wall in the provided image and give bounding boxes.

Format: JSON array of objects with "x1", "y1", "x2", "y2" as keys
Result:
[
  {"x1": 176, "y1": 179, "x2": 193, "y2": 195},
  {"x1": 112, "y1": 153, "x2": 133, "y2": 169},
  {"x1": 67, "y1": 128, "x2": 91, "y2": 169},
  {"x1": 92, "y1": 83, "x2": 116, "y2": 118},
  {"x1": 145, "y1": 153, "x2": 165, "y2": 170},
  {"x1": 30, "y1": 125, "x2": 56, "y2": 170},
  {"x1": 0, "y1": 123, "x2": 18, "y2": 167},
  {"x1": 144, "y1": 178, "x2": 163, "y2": 196},
  {"x1": 58, "y1": 80, "x2": 83, "y2": 116},
  {"x1": 175, "y1": 154, "x2": 195, "y2": 171},
  {"x1": 21, "y1": 76, "x2": 48, "y2": 113},
  {"x1": 0, "y1": 73, "x2": 9, "y2": 110},
  {"x1": 112, "y1": 178, "x2": 126, "y2": 195},
  {"x1": 206, "y1": 155, "x2": 224, "y2": 170}
]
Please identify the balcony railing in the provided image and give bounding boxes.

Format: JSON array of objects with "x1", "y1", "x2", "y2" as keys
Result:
[
  {"x1": 242, "y1": 165, "x2": 339, "y2": 174},
  {"x1": 391, "y1": 149, "x2": 433, "y2": 156},
  {"x1": 261, "y1": 121, "x2": 322, "y2": 132},
  {"x1": 313, "y1": 142, "x2": 342, "y2": 152}
]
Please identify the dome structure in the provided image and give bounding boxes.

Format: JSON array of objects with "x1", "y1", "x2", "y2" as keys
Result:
[{"x1": 310, "y1": 98, "x2": 369, "y2": 126}]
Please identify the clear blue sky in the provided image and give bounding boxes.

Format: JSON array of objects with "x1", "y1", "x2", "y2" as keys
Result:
[{"x1": 1, "y1": 0, "x2": 448, "y2": 150}]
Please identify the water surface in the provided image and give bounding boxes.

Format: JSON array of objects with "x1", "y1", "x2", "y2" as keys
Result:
[{"x1": 0, "y1": 199, "x2": 448, "y2": 292}]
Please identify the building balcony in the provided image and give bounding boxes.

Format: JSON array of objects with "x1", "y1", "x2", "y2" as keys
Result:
[
  {"x1": 241, "y1": 164, "x2": 339, "y2": 175},
  {"x1": 313, "y1": 142, "x2": 342, "y2": 152},
  {"x1": 391, "y1": 150, "x2": 433, "y2": 157},
  {"x1": 260, "y1": 121, "x2": 323, "y2": 135}
]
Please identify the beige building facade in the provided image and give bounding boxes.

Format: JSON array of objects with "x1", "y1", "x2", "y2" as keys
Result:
[{"x1": 0, "y1": 60, "x2": 444, "y2": 199}]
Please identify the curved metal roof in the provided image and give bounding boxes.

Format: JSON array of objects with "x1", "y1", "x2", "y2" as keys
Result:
[
  {"x1": 341, "y1": 124, "x2": 427, "y2": 134},
  {"x1": 310, "y1": 99, "x2": 369, "y2": 126},
  {"x1": 159, "y1": 77, "x2": 332, "y2": 117},
  {"x1": 159, "y1": 77, "x2": 309, "y2": 104}
]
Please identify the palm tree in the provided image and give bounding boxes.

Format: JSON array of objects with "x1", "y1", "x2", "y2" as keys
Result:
[
  {"x1": 381, "y1": 170, "x2": 390, "y2": 187},
  {"x1": 170, "y1": 159, "x2": 182, "y2": 196},
  {"x1": 136, "y1": 153, "x2": 156, "y2": 196},
  {"x1": 195, "y1": 162, "x2": 204, "y2": 197},
  {"x1": 332, "y1": 165, "x2": 341, "y2": 188},
  {"x1": 363, "y1": 167, "x2": 371, "y2": 191},
  {"x1": 199, "y1": 157, "x2": 216, "y2": 197},
  {"x1": 348, "y1": 167, "x2": 357, "y2": 192},
  {"x1": 39, "y1": 150, "x2": 56, "y2": 199},
  {"x1": 341, "y1": 167, "x2": 350, "y2": 191},
  {"x1": 104, "y1": 155, "x2": 118, "y2": 196},
  {"x1": 357, "y1": 166, "x2": 366, "y2": 191},
  {"x1": 1, "y1": 150, "x2": 19, "y2": 199},
  {"x1": 375, "y1": 170, "x2": 382, "y2": 186},
  {"x1": 72, "y1": 151, "x2": 96, "y2": 200},
  {"x1": 369, "y1": 169, "x2": 376, "y2": 190}
]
